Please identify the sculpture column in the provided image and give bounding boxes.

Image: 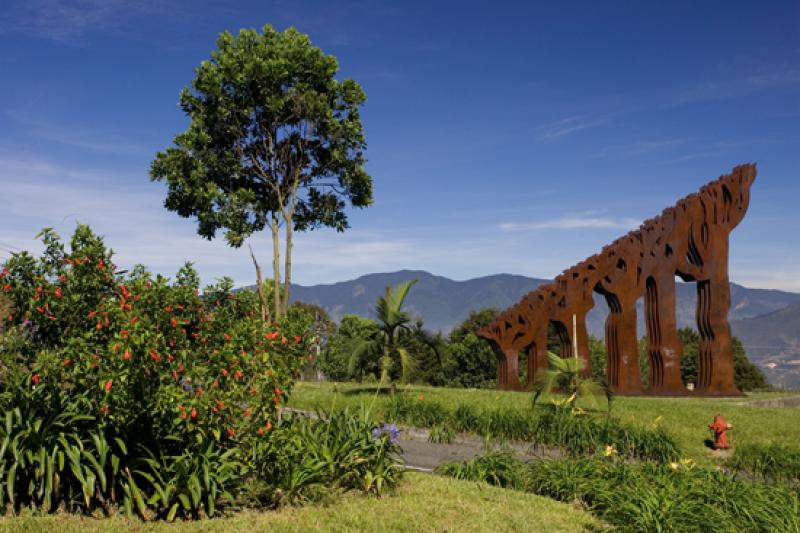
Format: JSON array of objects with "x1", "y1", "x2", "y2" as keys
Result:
[
  {"x1": 696, "y1": 238, "x2": 740, "y2": 395},
  {"x1": 644, "y1": 275, "x2": 684, "y2": 392},
  {"x1": 610, "y1": 300, "x2": 644, "y2": 393}
]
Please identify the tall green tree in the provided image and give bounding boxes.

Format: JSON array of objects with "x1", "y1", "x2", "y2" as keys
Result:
[
  {"x1": 348, "y1": 280, "x2": 418, "y2": 386},
  {"x1": 150, "y1": 25, "x2": 373, "y2": 320},
  {"x1": 320, "y1": 314, "x2": 381, "y2": 381}
]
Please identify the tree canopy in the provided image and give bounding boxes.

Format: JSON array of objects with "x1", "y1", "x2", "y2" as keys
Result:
[{"x1": 150, "y1": 25, "x2": 372, "y2": 319}]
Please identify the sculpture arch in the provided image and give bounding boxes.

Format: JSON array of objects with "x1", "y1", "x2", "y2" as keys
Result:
[{"x1": 477, "y1": 165, "x2": 756, "y2": 396}]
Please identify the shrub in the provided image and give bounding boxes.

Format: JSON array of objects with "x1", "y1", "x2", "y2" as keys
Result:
[
  {"x1": 250, "y1": 409, "x2": 402, "y2": 505},
  {"x1": 0, "y1": 226, "x2": 312, "y2": 518}
]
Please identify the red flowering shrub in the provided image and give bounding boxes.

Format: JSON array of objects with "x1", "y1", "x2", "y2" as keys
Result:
[{"x1": 0, "y1": 225, "x2": 315, "y2": 517}]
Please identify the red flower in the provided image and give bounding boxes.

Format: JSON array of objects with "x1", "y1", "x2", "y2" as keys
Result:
[
  {"x1": 294, "y1": 335, "x2": 301, "y2": 343},
  {"x1": 281, "y1": 336, "x2": 288, "y2": 344},
  {"x1": 226, "y1": 427, "x2": 234, "y2": 438},
  {"x1": 36, "y1": 286, "x2": 42, "y2": 293},
  {"x1": 104, "y1": 379, "x2": 113, "y2": 393},
  {"x1": 221, "y1": 368, "x2": 229, "y2": 377},
  {"x1": 63, "y1": 359, "x2": 72, "y2": 366},
  {"x1": 54, "y1": 288, "x2": 62, "y2": 299},
  {"x1": 249, "y1": 387, "x2": 257, "y2": 395},
  {"x1": 123, "y1": 349, "x2": 131, "y2": 361},
  {"x1": 257, "y1": 427, "x2": 264, "y2": 436},
  {"x1": 233, "y1": 370, "x2": 243, "y2": 380},
  {"x1": 223, "y1": 333, "x2": 231, "y2": 341},
  {"x1": 88, "y1": 310, "x2": 97, "y2": 318},
  {"x1": 274, "y1": 387, "x2": 282, "y2": 396},
  {"x1": 169, "y1": 339, "x2": 175, "y2": 347},
  {"x1": 32, "y1": 374, "x2": 40, "y2": 384},
  {"x1": 171, "y1": 318, "x2": 178, "y2": 327},
  {"x1": 243, "y1": 409, "x2": 250, "y2": 418},
  {"x1": 191, "y1": 408, "x2": 198, "y2": 420},
  {"x1": 150, "y1": 350, "x2": 162, "y2": 363},
  {"x1": 266, "y1": 421, "x2": 272, "y2": 430},
  {"x1": 97, "y1": 260, "x2": 105, "y2": 270},
  {"x1": 2, "y1": 284, "x2": 9, "y2": 292}
]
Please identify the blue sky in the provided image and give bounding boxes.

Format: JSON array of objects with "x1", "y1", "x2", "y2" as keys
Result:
[{"x1": 0, "y1": 0, "x2": 798, "y2": 290}]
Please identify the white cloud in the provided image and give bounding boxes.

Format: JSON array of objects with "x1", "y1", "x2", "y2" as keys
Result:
[
  {"x1": 499, "y1": 216, "x2": 641, "y2": 231},
  {"x1": 536, "y1": 114, "x2": 609, "y2": 140},
  {"x1": 0, "y1": 0, "x2": 161, "y2": 45}
]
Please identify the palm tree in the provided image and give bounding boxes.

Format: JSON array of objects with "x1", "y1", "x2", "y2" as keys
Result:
[
  {"x1": 348, "y1": 279, "x2": 418, "y2": 387},
  {"x1": 533, "y1": 351, "x2": 613, "y2": 412}
]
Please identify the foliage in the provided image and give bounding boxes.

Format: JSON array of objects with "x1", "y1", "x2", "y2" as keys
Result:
[
  {"x1": 441, "y1": 308, "x2": 498, "y2": 388},
  {"x1": 348, "y1": 280, "x2": 419, "y2": 385},
  {"x1": 384, "y1": 395, "x2": 679, "y2": 462},
  {"x1": 150, "y1": 25, "x2": 372, "y2": 318},
  {"x1": 319, "y1": 314, "x2": 381, "y2": 381},
  {"x1": 427, "y1": 424, "x2": 456, "y2": 444},
  {"x1": 436, "y1": 451, "x2": 527, "y2": 489},
  {"x1": 727, "y1": 442, "x2": 800, "y2": 486},
  {"x1": 250, "y1": 409, "x2": 402, "y2": 505},
  {"x1": 676, "y1": 328, "x2": 770, "y2": 391},
  {"x1": 0, "y1": 225, "x2": 311, "y2": 518},
  {"x1": 439, "y1": 454, "x2": 800, "y2": 532},
  {"x1": 533, "y1": 352, "x2": 612, "y2": 412}
]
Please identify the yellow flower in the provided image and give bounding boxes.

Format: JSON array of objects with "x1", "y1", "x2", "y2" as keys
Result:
[
  {"x1": 654, "y1": 415, "x2": 663, "y2": 424},
  {"x1": 669, "y1": 462, "x2": 680, "y2": 471},
  {"x1": 572, "y1": 407, "x2": 587, "y2": 417},
  {"x1": 417, "y1": 394, "x2": 424, "y2": 401},
  {"x1": 604, "y1": 445, "x2": 617, "y2": 457}
]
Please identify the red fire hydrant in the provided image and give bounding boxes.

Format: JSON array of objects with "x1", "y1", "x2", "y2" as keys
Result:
[{"x1": 708, "y1": 414, "x2": 732, "y2": 450}]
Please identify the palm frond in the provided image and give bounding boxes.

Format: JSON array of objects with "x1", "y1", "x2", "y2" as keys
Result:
[
  {"x1": 348, "y1": 339, "x2": 382, "y2": 376},
  {"x1": 396, "y1": 346, "x2": 416, "y2": 384}
]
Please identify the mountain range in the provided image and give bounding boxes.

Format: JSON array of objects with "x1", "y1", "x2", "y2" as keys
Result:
[{"x1": 276, "y1": 270, "x2": 800, "y2": 388}]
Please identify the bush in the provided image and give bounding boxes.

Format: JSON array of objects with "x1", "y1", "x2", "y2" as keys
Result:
[
  {"x1": 250, "y1": 409, "x2": 402, "y2": 505},
  {"x1": 0, "y1": 226, "x2": 312, "y2": 518}
]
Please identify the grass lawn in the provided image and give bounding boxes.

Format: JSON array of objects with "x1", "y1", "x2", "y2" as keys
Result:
[
  {"x1": 288, "y1": 381, "x2": 800, "y2": 465},
  {"x1": 0, "y1": 472, "x2": 597, "y2": 532}
]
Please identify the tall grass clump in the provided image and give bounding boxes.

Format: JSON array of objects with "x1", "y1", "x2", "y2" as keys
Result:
[
  {"x1": 248, "y1": 408, "x2": 402, "y2": 506},
  {"x1": 438, "y1": 454, "x2": 800, "y2": 532},
  {"x1": 531, "y1": 406, "x2": 680, "y2": 463},
  {"x1": 728, "y1": 442, "x2": 800, "y2": 486},
  {"x1": 384, "y1": 396, "x2": 448, "y2": 427}
]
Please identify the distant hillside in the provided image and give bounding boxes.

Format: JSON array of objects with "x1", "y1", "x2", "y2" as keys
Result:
[
  {"x1": 278, "y1": 270, "x2": 800, "y2": 335},
  {"x1": 289, "y1": 270, "x2": 550, "y2": 332},
  {"x1": 731, "y1": 304, "x2": 800, "y2": 389}
]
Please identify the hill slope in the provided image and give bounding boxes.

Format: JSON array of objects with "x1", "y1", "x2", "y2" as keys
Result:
[{"x1": 731, "y1": 304, "x2": 800, "y2": 389}]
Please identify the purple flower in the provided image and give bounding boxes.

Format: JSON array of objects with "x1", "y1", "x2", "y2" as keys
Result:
[{"x1": 372, "y1": 423, "x2": 400, "y2": 445}]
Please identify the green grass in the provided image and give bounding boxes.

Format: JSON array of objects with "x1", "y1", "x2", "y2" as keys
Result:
[
  {"x1": 0, "y1": 472, "x2": 598, "y2": 532},
  {"x1": 289, "y1": 381, "x2": 800, "y2": 465}
]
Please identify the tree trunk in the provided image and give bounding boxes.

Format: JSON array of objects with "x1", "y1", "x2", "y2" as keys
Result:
[
  {"x1": 283, "y1": 220, "x2": 293, "y2": 315},
  {"x1": 248, "y1": 244, "x2": 270, "y2": 323},
  {"x1": 270, "y1": 214, "x2": 282, "y2": 321}
]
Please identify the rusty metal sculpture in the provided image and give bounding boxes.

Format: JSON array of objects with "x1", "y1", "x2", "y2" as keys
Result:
[{"x1": 478, "y1": 165, "x2": 756, "y2": 396}]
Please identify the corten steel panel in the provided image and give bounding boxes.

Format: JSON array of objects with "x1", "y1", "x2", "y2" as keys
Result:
[{"x1": 477, "y1": 165, "x2": 756, "y2": 396}]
